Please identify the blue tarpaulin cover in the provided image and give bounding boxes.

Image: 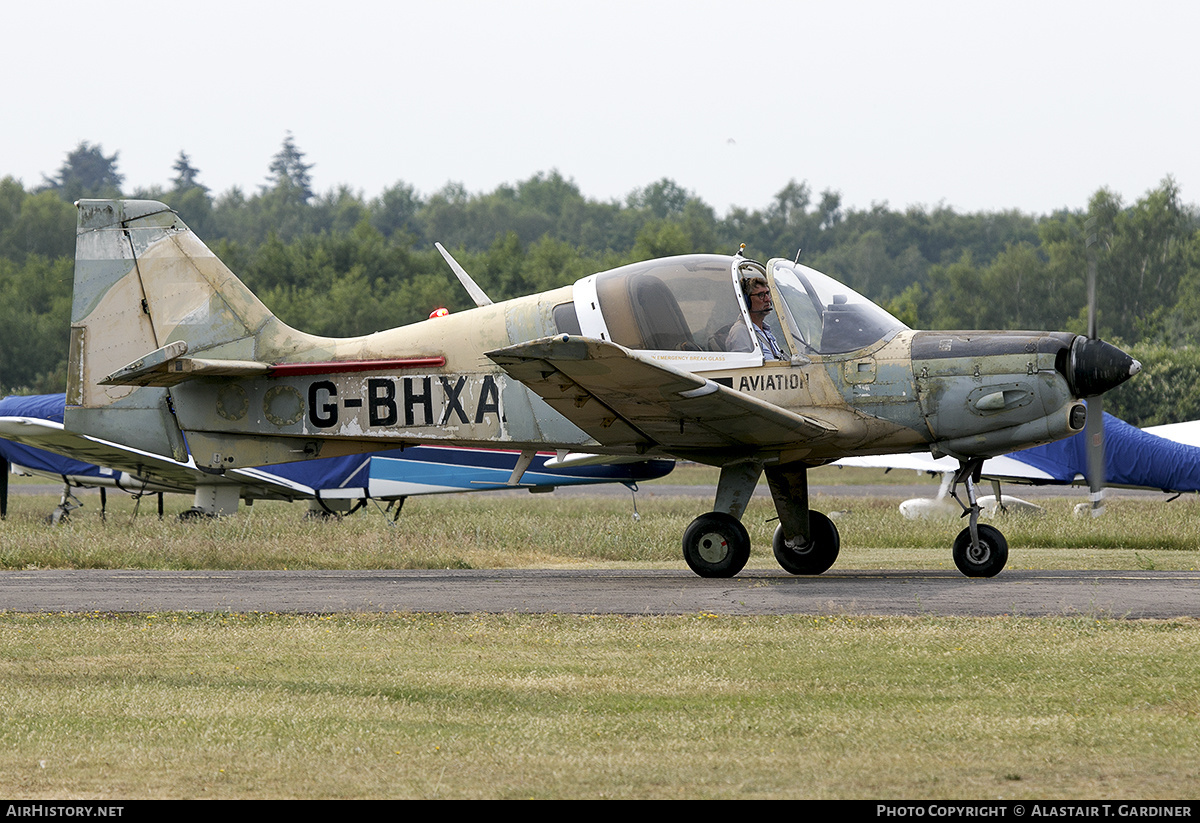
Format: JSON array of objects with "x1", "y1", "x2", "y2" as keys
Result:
[
  {"x1": 1007, "y1": 412, "x2": 1200, "y2": 492},
  {"x1": 0, "y1": 394, "x2": 105, "y2": 479}
]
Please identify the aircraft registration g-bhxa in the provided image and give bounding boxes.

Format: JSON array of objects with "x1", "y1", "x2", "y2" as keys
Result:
[{"x1": 67, "y1": 200, "x2": 1140, "y2": 578}]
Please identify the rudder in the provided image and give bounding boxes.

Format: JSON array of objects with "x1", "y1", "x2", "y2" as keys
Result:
[{"x1": 65, "y1": 199, "x2": 290, "y2": 459}]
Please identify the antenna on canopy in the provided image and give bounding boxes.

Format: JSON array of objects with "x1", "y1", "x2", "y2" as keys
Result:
[
  {"x1": 735, "y1": 243, "x2": 746, "y2": 258},
  {"x1": 794, "y1": 248, "x2": 803, "y2": 264}
]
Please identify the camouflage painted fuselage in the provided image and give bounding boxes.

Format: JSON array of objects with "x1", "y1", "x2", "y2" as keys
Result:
[{"x1": 65, "y1": 201, "x2": 1122, "y2": 474}]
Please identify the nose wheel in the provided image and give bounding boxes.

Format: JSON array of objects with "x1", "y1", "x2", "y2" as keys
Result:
[
  {"x1": 948, "y1": 459, "x2": 1010, "y2": 577},
  {"x1": 953, "y1": 523, "x2": 1008, "y2": 577}
]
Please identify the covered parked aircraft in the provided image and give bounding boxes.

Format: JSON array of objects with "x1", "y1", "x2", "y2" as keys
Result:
[
  {"x1": 837, "y1": 411, "x2": 1200, "y2": 518},
  {"x1": 0, "y1": 393, "x2": 671, "y2": 521},
  {"x1": 62, "y1": 200, "x2": 1139, "y2": 578}
]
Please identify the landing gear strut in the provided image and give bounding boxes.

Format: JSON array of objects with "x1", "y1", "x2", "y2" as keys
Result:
[
  {"x1": 948, "y1": 458, "x2": 1009, "y2": 577},
  {"x1": 765, "y1": 464, "x2": 840, "y2": 575},
  {"x1": 680, "y1": 461, "x2": 841, "y2": 578},
  {"x1": 46, "y1": 483, "x2": 86, "y2": 525},
  {"x1": 681, "y1": 462, "x2": 760, "y2": 578}
]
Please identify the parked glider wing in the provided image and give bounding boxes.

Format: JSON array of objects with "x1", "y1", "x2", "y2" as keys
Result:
[
  {"x1": 0, "y1": 399, "x2": 218, "y2": 492},
  {"x1": 835, "y1": 452, "x2": 1059, "y2": 484},
  {"x1": 2, "y1": 394, "x2": 672, "y2": 517},
  {"x1": 0, "y1": 410, "x2": 314, "y2": 500}
]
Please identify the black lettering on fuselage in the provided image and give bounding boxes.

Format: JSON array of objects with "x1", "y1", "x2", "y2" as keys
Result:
[
  {"x1": 309, "y1": 380, "x2": 338, "y2": 428},
  {"x1": 368, "y1": 378, "x2": 398, "y2": 426},
  {"x1": 738, "y1": 372, "x2": 803, "y2": 393},
  {"x1": 440, "y1": 375, "x2": 470, "y2": 425},
  {"x1": 475, "y1": 375, "x2": 500, "y2": 423},
  {"x1": 305, "y1": 374, "x2": 503, "y2": 431},
  {"x1": 404, "y1": 376, "x2": 433, "y2": 426}
]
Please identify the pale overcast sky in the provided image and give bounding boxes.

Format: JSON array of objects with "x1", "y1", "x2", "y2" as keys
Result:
[{"x1": 4, "y1": 0, "x2": 1197, "y2": 216}]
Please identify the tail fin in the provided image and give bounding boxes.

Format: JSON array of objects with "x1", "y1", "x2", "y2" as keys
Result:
[{"x1": 65, "y1": 199, "x2": 305, "y2": 458}]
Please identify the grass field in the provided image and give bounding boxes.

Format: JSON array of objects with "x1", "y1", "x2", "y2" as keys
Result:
[
  {"x1": 2, "y1": 612, "x2": 1198, "y2": 799},
  {"x1": 1, "y1": 482, "x2": 1198, "y2": 799},
  {"x1": 3, "y1": 481, "x2": 1199, "y2": 572}
]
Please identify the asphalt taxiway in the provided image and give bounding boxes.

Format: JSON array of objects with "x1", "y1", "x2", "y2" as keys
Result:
[{"x1": 1, "y1": 568, "x2": 1196, "y2": 618}]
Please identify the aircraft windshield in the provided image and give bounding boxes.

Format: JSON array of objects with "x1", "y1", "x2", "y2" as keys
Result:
[
  {"x1": 771, "y1": 259, "x2": 908, "y2": 354},
  {"x1": 589, "y1": 255, "x2": 748, "y2": 353}
]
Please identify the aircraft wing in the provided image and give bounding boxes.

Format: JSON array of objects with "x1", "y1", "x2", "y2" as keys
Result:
[
  {"x1": 1144, "y1": 420, "x2": 1200, "y2": 448},
  {"x1": 835, "y1": 452, "x2": 1060, "y2": 483},
  {"x1": 0, "y1": 415, "x2": 314, "y2": 498},
  {"x1": 487, "y1": 336, "x2": 835, "y2": 453},
  {"x1": 0, "y1": 416, "x2": 201, "y2": 487}
]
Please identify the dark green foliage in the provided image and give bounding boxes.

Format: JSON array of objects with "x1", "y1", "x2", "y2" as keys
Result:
[
  {"x1": 171, "y1": 151, "x2": 206, "y2": 193},
  {"x1": 0, "y1": 178, "x2": 75, "y2": 261},
  {"x1": 39, "y1": 141, "x2": 124, "y2": 202},
  {"x1": 266, "y1": 131, "x2": 315, "y2": 203},
  {"x1": 0, "y1": 255, "x2": 72, "y2": 393},
  {"x1": 1104, "y1": 342, "x2": 1200, "y2": 427}
]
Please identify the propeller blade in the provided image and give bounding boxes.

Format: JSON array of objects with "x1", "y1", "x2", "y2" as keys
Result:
[
  {"x1": 1084, "y1": 234, "x2": 1103, "y2": 516},
  {"x1": 1085, "y1": 398, "x2": 1105, "y2": 517},
  {"x1": 1087, "y1": 235, "x2": 1098, "y2": 341}
]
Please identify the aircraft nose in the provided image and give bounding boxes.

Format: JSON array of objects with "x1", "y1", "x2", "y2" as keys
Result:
[{"x1": 1066, "y1": 336, "x2": 1141, "y2": 397}]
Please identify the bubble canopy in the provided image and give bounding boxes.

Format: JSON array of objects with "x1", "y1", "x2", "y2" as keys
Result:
[
  {"x1": 566, "y1": 254, "x2": 907, "y2": 369},
  {"x1": 768, "y1": 259, "x2": 908, "y2": 355}
]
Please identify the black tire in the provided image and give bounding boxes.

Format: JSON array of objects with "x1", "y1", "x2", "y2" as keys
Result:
[
  {"x1": 952, "y1": 523, "x2": 1008, "y2": 577},
  {"x1": 178, "y1": 507, "x2": 217, "y2": 521},
  {"x1": 772, "y1": 511, "x2": 840, "y2": 575},
  {"x1": 682, "y1": 512, "x2": 751, "y2": 578}
]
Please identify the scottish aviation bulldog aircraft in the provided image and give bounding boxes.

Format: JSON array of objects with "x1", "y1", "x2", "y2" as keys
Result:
[
  {"x1": 64, "y1": 199, "x2": 1140, "y2": 578},
  {"x1": 0, "y1": 393, "x2": 670, "y2": 521}
]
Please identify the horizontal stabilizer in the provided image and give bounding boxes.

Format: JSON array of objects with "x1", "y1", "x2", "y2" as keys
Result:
[{"x1": 101, "y1": 343, "x2": 272, "y2": 387}]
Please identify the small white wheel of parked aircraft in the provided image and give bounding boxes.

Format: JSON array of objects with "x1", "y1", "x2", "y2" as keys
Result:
[
  {"x1": 772, "y1": 511, "x2": 841, "y2": 575},
  {"x1": 952, "y1": 523, "x2": 1009, "y2": 577},
  {"x1": 682, "y1": 512, "x2": 750, "y2": 578},
  {"x1": 45, "y1": 505, "x2": 71, "y2": 526}
]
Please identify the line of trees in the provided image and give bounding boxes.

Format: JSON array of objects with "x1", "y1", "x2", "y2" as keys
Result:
[{"x1": 3, "y1": 137, "x2": 1199, "y2": 425}]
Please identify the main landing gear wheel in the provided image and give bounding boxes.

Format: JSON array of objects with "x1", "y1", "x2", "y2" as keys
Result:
[
  {"x1": 772, "y1": 511, "x2": 840, "y2": 575},
  {"x1": 952, "y1": 523, "x2": 1009, "y2": 577},
  {"x1": 682, "y1": 512, "x2": 751, "y2": 578}
]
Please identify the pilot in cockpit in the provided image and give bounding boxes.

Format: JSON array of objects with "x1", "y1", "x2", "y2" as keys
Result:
[{"x1": 727, "y1": 276, "x2": 786, "y2": 360}]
